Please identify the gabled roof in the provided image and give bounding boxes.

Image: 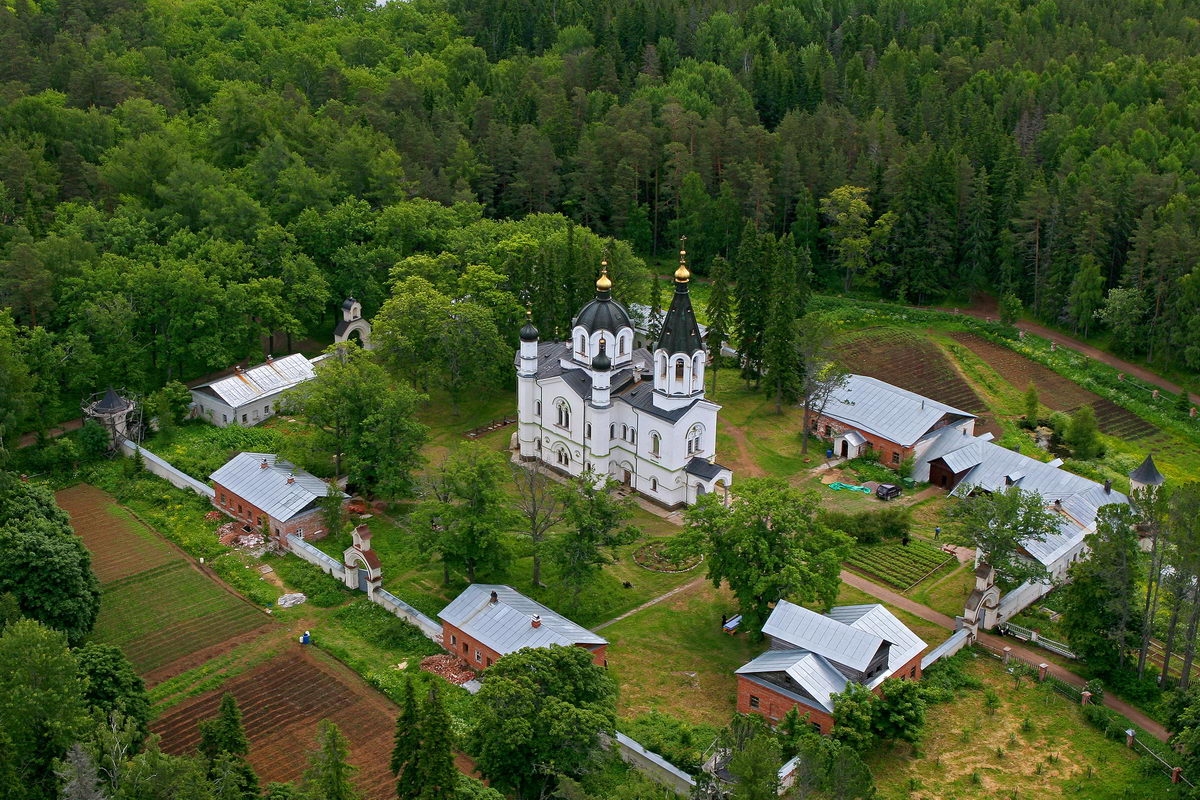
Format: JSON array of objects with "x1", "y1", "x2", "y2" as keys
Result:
[
  {"x1": 761, "y1": 600, "x2": 886, "y2": 673},
  {"x1": 736, "y1": 650, "x2": 848, "y2": 713},
  {"x1": 818, "y1": 375, "x2": 975, "y2": 448},
  {"x1": 209, "y1": 452, "x2": 345, "y2": 523},
  {"x1": 739, "y1": 602, "x2": 927, "y2": 713},
  {"x1": 948, "y1": 436, "x2": 1129, "y2": 567},
  {"x1": 438, "y1": 584, "x2": 607, "y2": 657},
  {"x1": 192, "y1": 353, "x2": 319, "y2": 408},
  {"x1": 826, "y1": 604, "x2": 926, "y2": 678}
]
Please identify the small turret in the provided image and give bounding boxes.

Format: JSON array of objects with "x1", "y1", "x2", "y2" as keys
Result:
[
  {"x1": 591, "y1": 338, "x2": 611, "y2": 409},
  {"x1": 518, "y1": 307, "x2": 539, "y2": 377}
]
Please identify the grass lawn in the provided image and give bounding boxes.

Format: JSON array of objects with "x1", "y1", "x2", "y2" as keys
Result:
[
  {"x1": 908, "y1": 560, "x2": 975, "y2": 620},
  {"x1": 602, "y1": 579, "x2": 762, "y2": 728},
  {"x1": 867, "y1": 653, "x2": 1183, "y2": 799}
]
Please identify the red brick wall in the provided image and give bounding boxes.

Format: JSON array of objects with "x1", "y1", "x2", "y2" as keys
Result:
[
  {"x1": 211, "y1": 484, "x2": 326, "y2": 542},
  {"x1": 441, "y1": 623, "x2": 608, "y2": 670},
  {"x1": 808, "y1": 413, "x2": 910, "y2": 467},
  {"x1": 737, "y1": 678, "x2": 835, "y2": 733}
]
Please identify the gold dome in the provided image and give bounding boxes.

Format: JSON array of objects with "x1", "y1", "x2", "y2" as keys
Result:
[
  {"x1": 675, "y1": 249, "x2": 691, "y2": 283},
  {"x1": 596, "y1": 261, "x2": 612, "y2": 291}
]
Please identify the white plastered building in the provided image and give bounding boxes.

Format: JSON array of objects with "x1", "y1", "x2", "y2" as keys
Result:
[{"x1": 515, "y1": 255, "x2": 732, "y2": 508}]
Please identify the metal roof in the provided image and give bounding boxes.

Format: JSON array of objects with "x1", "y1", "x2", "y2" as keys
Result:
[
  {"x1": 736, "y1": 650, "x2": 848, "y2": 713},
  {"x1": 949, "y1": 436, "x2": 1129, "y2": 567},
  {"x1": 685, "y1": 458, "x2": 728, "y2": 480},
  {"x1": 209, "y1": 452, "x2": 344, "y2": 523},
  {"x1": 656, "y1": 282, "x2": 704, "y2": 355},
  {"x1": 191, "y1": 354, "x2": 318, "y2": 409},
  {"x1": 825, "y1": 604, "x2": 927, "y2": 684},
  {"x1": 1130, "y1": 454, "x2": 1165, "y2": 487},
  {"x1": 818, "y1": 375, "x2": 975, "y2": 447},
  {"x1": 438, "y1": 584, "x2": 607, "y2": 656},
  {"x1": 761, "y1": 600, "x2": 885, "y2": 672},
  {"x1": 842, "y1": 430, "x2": 868, "y2": 448}
]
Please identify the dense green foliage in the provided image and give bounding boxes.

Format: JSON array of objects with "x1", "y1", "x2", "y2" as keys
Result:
[
  {"x1": 2, "y1": 0, "x2": 1200, "y2": 449},
  {"x1": 0, "y1": 472, "x2": 99, "y2": 645}
]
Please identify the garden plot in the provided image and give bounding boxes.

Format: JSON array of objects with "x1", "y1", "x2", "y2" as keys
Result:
[
  {"x1": 58, "y1": 484, "x2": 273, "y2": 678},
  {"x1": 839, "y1": 329, "x2": 1001, "y2": 436},
  {"x1": 153, "y1": 648, "x2": 398, "y2": 800},
  {"x1": 845, "y1": 540, "x2": 955, "y2": 590},
  {"x1": 949, "y1": 332, "x2": 1157, "y2": 438},
  {"x1": 57, "y1": 483, "x2": 177, "y2": 583}
]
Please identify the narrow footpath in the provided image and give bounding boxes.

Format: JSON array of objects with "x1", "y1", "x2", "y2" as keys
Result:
[
  {"x1": 842, "y1": 570, "x2": 1170, "y2": 742},
  {"x1": 593, "y1": 576, "x2": 706, "y2": 631}
]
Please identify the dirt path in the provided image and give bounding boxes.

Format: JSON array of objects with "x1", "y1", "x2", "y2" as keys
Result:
[
  {"x1": 841, "y1": 570, "x2": 1170, "y2": 742},
  {"x1": 592, "y1": 576, "x2": 708, "y2": 631},
  {"x1": 720, "y1": 422, "x2": 767, "y2": 478}
]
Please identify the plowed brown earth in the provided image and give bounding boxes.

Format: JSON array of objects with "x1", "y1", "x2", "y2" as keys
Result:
[
  {"x1": 948, "y1": 332, "x2": 1158, "y2": 439},
  {"x1": 152, "y1": 648, "x2": 398, "y2": 800},
  {"x1": 56, "y1": 484, "x2": 176, "y2": 582},
  {"x1": 840, "y1": 330, "x2": 1002, "y2": 437}
]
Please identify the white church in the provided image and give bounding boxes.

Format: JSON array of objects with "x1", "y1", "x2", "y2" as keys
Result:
[{"x1": 515, "y1": 251, "x2": 732, "y2": 508}]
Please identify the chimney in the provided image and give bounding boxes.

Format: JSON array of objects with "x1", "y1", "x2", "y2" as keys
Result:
[
  {"x1": 531, "y1": 614, "x2": 542, "y2": 628},
  {"x1": 1104, "y1": 479, "x2": 1112, "y2": 494},
  {"x1": 490, "y1": 590, "x2": 498, "y2": 604},
  {"x1": 287, "y1": 473, "x2": 295, "y2": 485},
  {"x1": 266, "y1": 354, "x2": 273, "y2": 362},
  {"x1": 260, "y1": 458, "x2": 269, "y2": 469},
  {"x1": 1054, "y1": 498, "x2": 1063, "y2": 509}
]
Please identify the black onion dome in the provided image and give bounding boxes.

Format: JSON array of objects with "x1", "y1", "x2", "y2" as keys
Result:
[
  {"x1": 574, "y1": 296, "x2": 633, "y2": 335},
  {"x1": 592, "y1": 340, "x2": 611, "y2": 372},
  {"x1": 520, "y1": 310, "x2": 539, "y2": 342}
]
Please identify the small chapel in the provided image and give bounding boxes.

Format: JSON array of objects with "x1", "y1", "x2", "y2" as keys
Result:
[{"x1": 515, "y1": 247, "x2": 732, "y2": 508}]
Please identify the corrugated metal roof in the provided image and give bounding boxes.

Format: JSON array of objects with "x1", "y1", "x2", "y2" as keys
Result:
[
  {"x1": 438, "y1": 584, "x2": 606, "y2": 656},
  {"x1": 761, "y1": 600, "x2": 883, "y2": 672},
  {"x1": 819, "y1": 375, "x2": 975, "y2": 447},
  {"x1": 210, "y1": 452, "x2": 344, "y2": 523},
  {"x1": 192, "y1": 354, "x2": 317, "y2": 408},
  {"x1": 938, "y1": 442, "x2": 983, "y2": 474},
  {"x1": 736, "y1": 649, "x2": 850, "y2": 714}
]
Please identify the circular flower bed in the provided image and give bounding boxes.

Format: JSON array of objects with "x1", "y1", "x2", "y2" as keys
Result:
[{"x1": 633, "y1": 541, "x2": 702, "y2": 573}]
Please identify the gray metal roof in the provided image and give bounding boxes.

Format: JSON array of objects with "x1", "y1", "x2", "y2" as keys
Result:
[
  {"x1": 761, "y1": 600, "x2": 885, "y2": 672},
  {"x1": 685, "y1": 458, "x2": 727, "y2": 480},
  {"x1": 438, "y1": 584, "x2": 607, "y2": 656},
  {"x1": 209, "y1": 452, "x2": 344, "y2": 523},
  {"x1": 819, "y1": 375, "x2": 975, "y2": 447},
  {"x1": 736, "y1": 650, "x2": 848, "y2": 713},
  {"x1": 949, "y1": 436, "x2": 1129, "y2": 567},
  {"x1": 1130, "y1": 454, "x2": 1165, "y2": 486},
  {"x1": 191, "y1": 354, "x2": 317, "y2": 408},
  {"x1": 825, "y1": 604, "x2": 926, "y2": 683}
]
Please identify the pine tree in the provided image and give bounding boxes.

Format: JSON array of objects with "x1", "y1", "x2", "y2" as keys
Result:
[
  {"x1": 732, "y1": 222, "x2": 771, "y2": 385},
  {"x1": 299, "y1": 721, "x2": 361, "y2": 800},
  {"x1": 705, "y1": 255, "x2": 734, "y2": 398},
  {"x1": 199, "y1": 694, "x2": 250, "y2": 763},
  {"x1": 392, "y1": 676, "x2": 423, "y2": 800},
  {"x1": 961, "y1": 165, "x2": 994, "y2": 298},
  {"x1": 417, "y1": 683, "x2": 457, "y2": 800},
  {"x1": 761, "y1": 237, "x2": 805, "y2": 413}
]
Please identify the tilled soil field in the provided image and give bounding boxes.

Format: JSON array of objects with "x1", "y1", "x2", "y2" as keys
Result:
[
  {"x1": 152, "y1": 648, "x2": 398, "y2": 800},
  {"x1": 949, "y1": 332, "x2": 1158, "y2": 439},
  {"x1": 57, "y1": 483, "x2": 177, "y2": 582},
  {"x1": 840, "y1": 329, "x2": 1002, "y2": 436}
]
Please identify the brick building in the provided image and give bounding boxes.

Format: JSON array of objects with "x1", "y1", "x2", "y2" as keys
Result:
[
  {"x1": 735, "y1": 600, "x2": 926, "y2": 733},
  {"x1": 209, "y1": 452, "x2": 346, "y2": 544},
  {"x1": 807, "y1": 374, "x2": 975, "y2": 480},
  {"x1": 438, "y1": 584, "x2": 608, "y2": 670}
]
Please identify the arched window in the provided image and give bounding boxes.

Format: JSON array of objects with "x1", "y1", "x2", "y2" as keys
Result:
[
  {"x1": 687, "y1": 424, "x2": 703, "y2": 455},
  {"x1": 556, "y1": 400, "x2": 571, "y2": 429},
  {"x1": 556, "y1": 448, "x2": 570, "y2": 466},
  {"x1": 577, "y1": 334, "x2": 586, "y2": 355},
  {"x1": 675, "y1": 360, "x2": 685, "y2": 381},
  {"x1": 619, "y1": 335, "x2": 628, "y2": 356},
  {"x1": 651, "y1": 433, "x2": 661, "y2": 456},
  {"x1": 535, "y1": 401, "x2": 542, "y2": 417},
  {"x1": 585, "y1": 422, "x2": 592, "y2": 439},
  {"x1": 659, "y1": 355, "x2": 667, "y2": 379},
  {"x1": 651, "y1": 477, "x2": 658, "y2": 492},
  {"x1": 610, "y1": 423, "x2": 615, "y2": 439}
]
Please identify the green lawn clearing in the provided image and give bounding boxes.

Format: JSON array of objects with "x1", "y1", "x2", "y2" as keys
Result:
[{"x1": 868, "y1": 652, "x2": 1184, "y2": 800}]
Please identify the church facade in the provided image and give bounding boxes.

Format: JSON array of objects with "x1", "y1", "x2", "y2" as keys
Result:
[{"x1": 515, "y1": 252, "x2": 732, "y2": 508}]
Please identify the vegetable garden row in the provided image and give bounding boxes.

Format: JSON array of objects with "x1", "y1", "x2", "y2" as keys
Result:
[{"x1": 845, "y1": 540, "x2": 954, "y2": 591}]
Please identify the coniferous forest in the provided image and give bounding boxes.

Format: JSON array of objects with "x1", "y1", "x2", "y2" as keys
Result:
[{"x1": 3, "y1": 0, "x2": 1200, "y2": 439}]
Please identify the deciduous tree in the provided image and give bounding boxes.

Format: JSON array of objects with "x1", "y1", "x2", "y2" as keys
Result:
[
  {"x1": 552, "y1": 472, "x2": 639, "y2": 605},
  {"x1": 471, "y1": 645, "x2": 617, "y2": 800},
  {"x1": 510, "y1": 464, "x2": 564, "y2": 588},
  {"x1": 950, "y1": 486, "x2": 1060, "y2": 591},
  {"x1": 677, "y1": 478, "x2": 852, "y2": 635}
]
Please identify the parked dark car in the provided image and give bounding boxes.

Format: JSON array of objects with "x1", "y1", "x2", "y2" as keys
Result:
[{"x1": 876, "y1": 483, "x2": 901, "y2": 501}]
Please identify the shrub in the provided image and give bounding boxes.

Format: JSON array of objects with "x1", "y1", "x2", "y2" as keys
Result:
[
  {"x1": 620, "y1": 712, "x2": 717, "y2": 774},
  {"x1": 332, "y1": 599, "x2": 441, "y2": 656},
  {"x1": 820, "y1": 506, "x2": 912, "y2": 545},
  {"x1": 921, "y1": 650, "x2": 982, "y2": 702}
]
